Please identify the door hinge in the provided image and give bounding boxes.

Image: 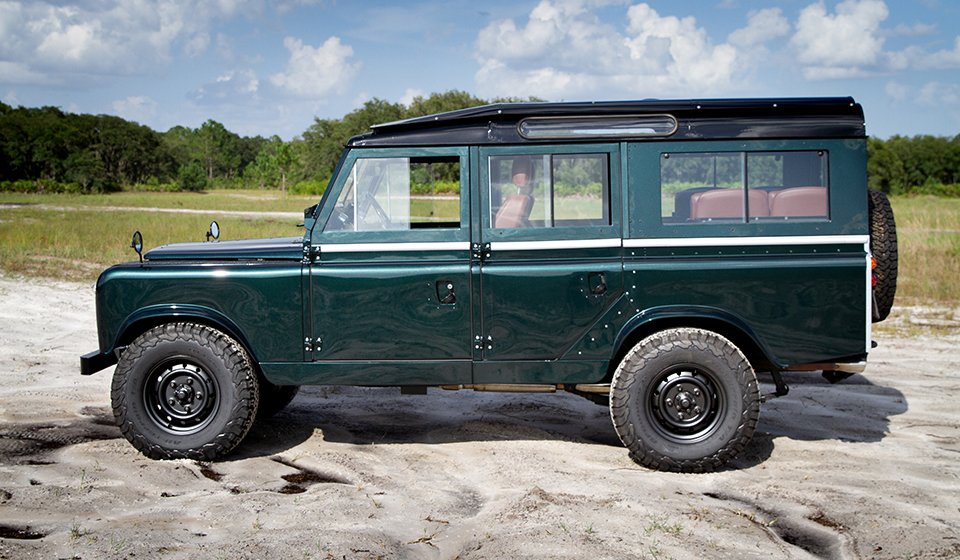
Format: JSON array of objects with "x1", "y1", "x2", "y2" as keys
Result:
[
  {"x1": 302, "y1": 244, "x2": 320, "y2": 263},
  {"x1": 474, "y1": 334, "x2": 493, "y2": 351},
  {"x1": 471, "y1": 242, "x2": 491, "y2": 261},
  {"x1": 304, "y1": 337, "x2": 322, "y2": 353}
]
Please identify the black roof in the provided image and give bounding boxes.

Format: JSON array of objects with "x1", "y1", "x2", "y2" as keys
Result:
[{"x1": 347, "y1": 97, "x2": 865, "y2": 147}]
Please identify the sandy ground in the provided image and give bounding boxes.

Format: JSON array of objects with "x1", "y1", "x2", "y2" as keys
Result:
[{"x1": 0, "y1": 276, "x2": 958, "y2": 560}]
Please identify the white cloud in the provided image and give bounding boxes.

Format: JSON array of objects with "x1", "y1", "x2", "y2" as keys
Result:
[
  {"x1": 728, "y1": 8, "x2": 790, "y2": 47},
  {"x1": 923, "y1": 37, "x2": 960, "y2": 68},
  {"x1": 887, "y1": 22, "x2": 937, "y2": 37},
  {"x1": 185, "y1": 33, "x2": 211, "y2": 57},
  {"x1": 112, "y1": 95, "x2": 158, "y2": 123},
  {"x1": 623, "y1": 4, "x2": 737, "y2": 89},
  {"x1": 399, "y1": 88, "x2": 426, "y2": 106},
  {"x1": 192, "y1": 69, "x2": 260, "y2": 104},
  {"x1": 0, "y1": 61, "x2": 54, "y2": 85},
  {"x1": 884, "y1": 81, "x2": 910, "y2": 101},
  {"x1": 276, "y1": 0, "x2": 325, "y2": 14},
  {"x1": 791, "y1": 0, "x2": 889, "y2": 70},
  {"x1": 474, "y1": 1, "x2": 740, "y2": 100},
  {"x1": 270, "y1": 36, "x2": 360, "y2": 98},
  {"x1": 918, "y1": 81, "x2": 960, "y2": 106},
  {"x1": 0, "y1": 0, "x2": 259, "y2": 84},
  {"x1": 3, "y1": 90, "x2": 20, "y2": 105}
]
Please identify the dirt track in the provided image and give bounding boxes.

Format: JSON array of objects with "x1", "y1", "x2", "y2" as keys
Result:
[{"x1": 0, "y1": 276, "x2": 958, "y2": 559}]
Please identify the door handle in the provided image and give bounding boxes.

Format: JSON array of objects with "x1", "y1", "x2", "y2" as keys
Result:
[
  {"x1": 588, "y1": 272, "x2": 607, "y2": 295},
  {"x1": 436, "y1": 280, "x2": 457, "y2": 304}
]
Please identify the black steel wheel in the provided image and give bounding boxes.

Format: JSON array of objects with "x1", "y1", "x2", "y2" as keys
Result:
[
  {"x1": 610, "y1": 328, "x2": 760, "y2": 473},
  {"x1": 143, "y1": 360, "x2": 219, "y2": 435},
  {"x1": 111, "y1": 323, "x2": 259, "y2": 460}
]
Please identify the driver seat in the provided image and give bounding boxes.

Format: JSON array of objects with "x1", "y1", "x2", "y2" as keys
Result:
[{"x1": 495, "y1": 194, "x2": 534, "y2": 228}]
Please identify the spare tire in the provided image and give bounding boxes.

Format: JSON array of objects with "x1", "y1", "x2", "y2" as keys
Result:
[{"x1": 868, "y1": 190, "x2": 898, "y2": 322}]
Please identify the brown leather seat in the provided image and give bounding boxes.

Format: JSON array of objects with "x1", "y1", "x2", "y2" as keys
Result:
[
  {"x1": 494, "y1": 194, "x2": 534, "y2": 228},
  {"x1": 769, "y1": 186, "x2": 827, "y2": 217},
  {"x1": 690, "y1": 189, "x2": 770, "y2": 220}
]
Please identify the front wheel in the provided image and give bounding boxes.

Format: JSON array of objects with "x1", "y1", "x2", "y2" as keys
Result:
[
  {"x1": 111, "y1": 323, "x2": 259, "y2": 460},
  {"x1": 609, "y1": 328, "x2": 760, "y2": 473}
]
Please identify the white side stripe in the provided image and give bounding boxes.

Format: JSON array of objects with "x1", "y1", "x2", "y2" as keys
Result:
[
  {"x1": 490, "y1": 238, "x2": 622, "y2": 251},
  {"x1": 623, "y1": 235, "x2": 869, "y2": 248},
  {"x1": 320, "y1": 241, "x2": 470, "y2": 253},
  {"x1": 319, "y1": 236, "x2": 870, "y2": 253}
]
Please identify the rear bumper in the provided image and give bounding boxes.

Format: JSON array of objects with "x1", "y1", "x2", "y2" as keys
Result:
[{"x1": 80, "y1": 349, "x2": 118, "y2": 375}]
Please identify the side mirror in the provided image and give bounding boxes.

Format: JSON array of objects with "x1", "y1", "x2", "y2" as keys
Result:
[
  {"x1": 206, "y1": 221, "x2": 220, "y2": 242},
  {"x1": 131, "y1": 231, "x2": 143, "y2": 263}
]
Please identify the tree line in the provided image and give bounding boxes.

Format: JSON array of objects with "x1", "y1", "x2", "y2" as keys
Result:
[
  {"x1": 868, "y1": 135, "x2": 960, "y2": 196},
  {"x1": 1, "y1": 93, "x2": 958, "y2": 196},
  {"x1": 0, "y1": 91, "x2": 518, "y2": 195}
]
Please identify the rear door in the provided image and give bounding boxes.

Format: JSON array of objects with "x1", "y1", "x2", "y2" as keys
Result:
[{"x1": 474, "y1": 145, "x2": 624, "y2": 383}]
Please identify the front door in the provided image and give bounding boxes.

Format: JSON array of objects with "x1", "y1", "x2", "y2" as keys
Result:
[
  {"x1": 306, "y1": 147, "x2": 473, "y2": 385},
  {"x1": 475, "y1": 145, "x2": 624, "y2": 384}
]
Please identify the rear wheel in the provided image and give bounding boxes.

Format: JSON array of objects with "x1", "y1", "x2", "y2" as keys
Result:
[
  {"x1": 609, "y1": 328, "x2": 760, "y2": 473},
  {"x1": 111, "y1": 323, "x2": 259, "y2": 460}
]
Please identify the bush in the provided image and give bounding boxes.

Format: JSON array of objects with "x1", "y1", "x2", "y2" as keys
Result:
[
  {"x1": 0, "y1": 180, "x2": 83, "y2": 193},
  {"x1": 912, "y1": 178, "x2": 960, "y2": 197},
  {"x1": 410, "y1": 179, "x2": 459, "y2": 195},
  {"x1": 289, "y1": 180, "x2": 328, "y2": 196},
  {"x1": 177, "y1": 162, "x2": 208, "y2": 192}
]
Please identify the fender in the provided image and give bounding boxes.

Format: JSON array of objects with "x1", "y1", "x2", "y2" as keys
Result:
[
  {"x1": 611, "y1": 305, "x2": 782, "y2": 371},
  {"x1": 112, "y1": 304, "x2": 259, "y2": 363}
]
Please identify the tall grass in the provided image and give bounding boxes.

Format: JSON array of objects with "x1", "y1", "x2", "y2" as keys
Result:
[
  {"x1": 0, "y1": 204, "x2": 301, "y2": 281},
  {"x1": 889, "y1": 196, "x2": 960, "y2": 304}
]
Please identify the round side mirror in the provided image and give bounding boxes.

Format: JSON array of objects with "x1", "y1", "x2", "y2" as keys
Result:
[
  {"x1": 207, "y1": 221, "x2": 220, "y2": 242},
  {"x1": 131, "y1": 231, "x2": 143, "y2": 263}
]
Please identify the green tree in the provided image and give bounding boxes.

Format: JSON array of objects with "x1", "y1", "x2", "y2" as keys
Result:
[
  {"x1": 178, "y1": 161, "x2": 208, "y2": 192},
  {"x1": 867, "y1": 137, "x2": 907, "y2": 194}
]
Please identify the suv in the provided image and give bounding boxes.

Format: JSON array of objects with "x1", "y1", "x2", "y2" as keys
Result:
[{"x1": 81, "y1": 98, "x2": 897, "y2": 472}]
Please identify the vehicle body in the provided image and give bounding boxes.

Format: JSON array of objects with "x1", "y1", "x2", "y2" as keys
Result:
[{"x1": 81, "y1": 98, "x2": 897, "y2": 472}]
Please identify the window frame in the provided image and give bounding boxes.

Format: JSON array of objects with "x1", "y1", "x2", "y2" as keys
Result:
[
  {"x1": 312, "y1": 147, "x2": 470, "y2": 245},
  {"x1": 479, "y1": 144, "x2": 621, "y2": 242},
  {"x1": 659, "y1": 149, "x2": 831, "y2": 225}
]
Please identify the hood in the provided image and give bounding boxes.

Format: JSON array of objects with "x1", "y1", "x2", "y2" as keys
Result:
[{"x1": 144, "y1": 236, "x2": 304, "y2": 261}]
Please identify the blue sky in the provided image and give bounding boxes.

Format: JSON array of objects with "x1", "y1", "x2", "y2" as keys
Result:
[{"x1": 1, "y1": 0, "x2": 958, "y2": 139}]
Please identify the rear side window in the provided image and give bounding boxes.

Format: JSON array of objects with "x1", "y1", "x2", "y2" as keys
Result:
[
  {"x1": 661, "y1": 151, "x2": 829, "y2": 224},
  {"x1": 488, "y1": 153, "x2": 610, "y2": 228}
]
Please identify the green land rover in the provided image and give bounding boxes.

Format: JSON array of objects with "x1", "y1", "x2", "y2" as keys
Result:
[{"x1": 81, "y1": 98, "x2": 898, "y2": 472}]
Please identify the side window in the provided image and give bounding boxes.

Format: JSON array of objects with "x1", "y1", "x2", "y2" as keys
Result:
[
  {"x1": 324, "y1": 156, "x2": 460, "y2": 232},
  {"x1": 488, "y1": 153, "x2": 609, "y2": 228},
  {"x1": 661, "y1": 151, "x2": 828, "y2": 224}
]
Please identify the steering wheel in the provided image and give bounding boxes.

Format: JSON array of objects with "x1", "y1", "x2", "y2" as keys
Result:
[{"x1": 359, "y1": 192, "x2": 391, "y2": 229}]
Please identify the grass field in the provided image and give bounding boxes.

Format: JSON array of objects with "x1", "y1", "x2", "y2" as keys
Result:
[
  {"x1": 0, "y1": 191, "x2": 957, "y2": 306},
  {"x1": 885, "y1": 196, "x2": 960, "y2": 305}
]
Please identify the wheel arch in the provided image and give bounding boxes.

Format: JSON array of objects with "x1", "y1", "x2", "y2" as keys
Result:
[
  {"x1": 112, "y1": 304, "x2": 260, "y2": 364},
  {"x1": 606, "y1": 306, "x2": 778, "y2": 382}
]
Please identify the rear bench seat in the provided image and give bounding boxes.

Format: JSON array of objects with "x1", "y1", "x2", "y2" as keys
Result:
[{"x1": 689, "y1": 186, "x2": 826, "y2": 220}]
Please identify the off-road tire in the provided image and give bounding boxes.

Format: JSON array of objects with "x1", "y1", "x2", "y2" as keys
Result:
[
  {"x1": 609, "y1": 328, "x2": 760, "y2": 473},
  {"x1": 111, "y1": 322, "x2": 259, "y2": 460},
  {"x1": 256, "y1": 380, "x2": 300, "y2": 419},
  {"x1": 868, "y1": 190, "x2": 898, "y2": 322}
]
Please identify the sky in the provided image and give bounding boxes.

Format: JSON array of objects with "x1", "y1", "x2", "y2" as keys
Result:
[{"x1": 1, "y1": 0, "x2": 959, "y2": 140}]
